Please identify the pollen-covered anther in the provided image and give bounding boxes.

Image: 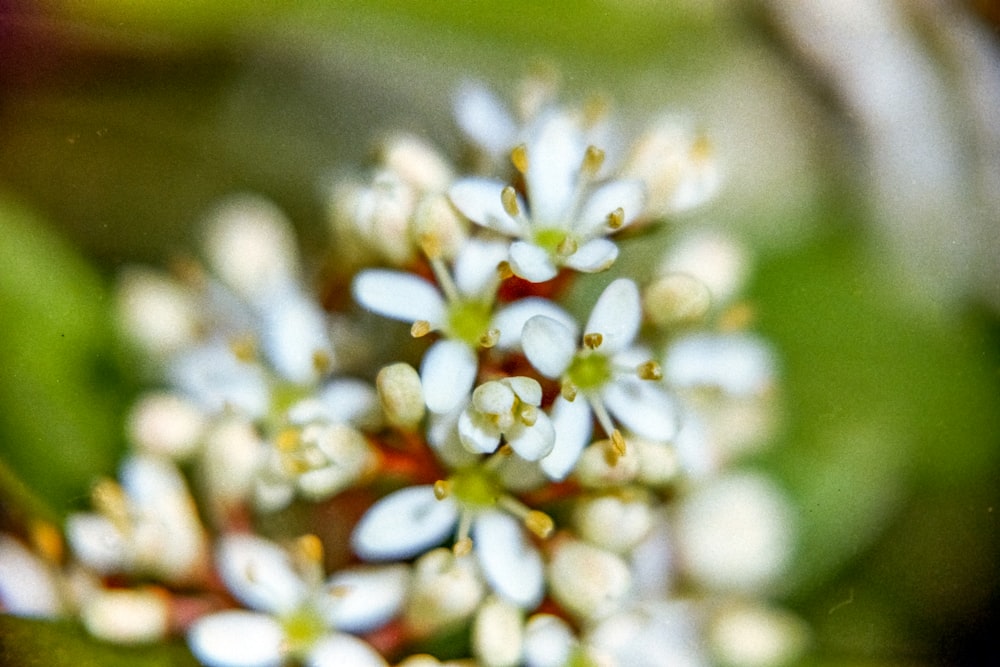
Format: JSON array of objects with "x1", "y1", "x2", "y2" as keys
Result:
[
  {"x1": 524, "y1": 510, "x2": 555, "y2": 539},
  {"x1": 583, "y1": 332, "x2": 603, "y2": 350},
  {"x1": 311, "y1": 350, "x2": 332, "y2": 374},
  {"x1": 295, "y1": 533, "x2": 324, "y2": 566},
  {"x1": 518, "y1": 403, "x2": 538, "y2": 427},
  {"x1": 606, "y1": 207, "x2": 625, "y2": 230},
  {"x1": 510, "y1": 144, "x2": 529, "y2": 174},
  {"x1": 582, "y1": 145, "x2": 606, "y2": 176},
  {"x1": 560, "y1": 378, "x2": 578, "y2": 401},
  {"x1": 276, "y1": 428, "x2": 301, "y2": 452},
  {"x1": 229, "y1": 335, "x2": 257, "y2": 363},
  {"x1": 453, "y1": 536, "x2": 473, "y2": 557},
  {"x1": 411, "y1": 320, "x2": 433, "y2": 338},
  {"x1": 30, "y1": 521, "x2": 64, "y2": 563},
  {"x1": 419, "y1": 232, "x2": 445, "y2": 261},
  {"x1": 92, "y1": 479, "x2": 129, "y2": 532},
  {"x1": 497, "y1": 261, "x2": 515, "y2": 281},
  {"x1": 479, "y1": 328, "x2": 500, "y2": 348},
  {"x1": 501, "y1": 186, "x2": 521, "y2": 218},
  {"x1": 433, "y1": 479, "x2": 452, "y2": 500},
  {"x1": 555, "y1": 235, "x2": 578, "y2": 257},
  {"x1": 611, "y1": 429, "x2": 627, "y2": 458},
  {"x1": 637, "y1": 360, "x2": 663, "y2": 381},
  {"x1": 692, "y1": 133, "x2": 713, "y2": 162}
]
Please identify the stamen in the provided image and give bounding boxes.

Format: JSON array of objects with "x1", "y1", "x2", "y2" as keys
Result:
[
  {"x1": 556, "y1": 235, "x2": 578, "y2": 257},
  {"x1": 637, "y1": 360, "x2": 662, "y2": 381},
  {"x1": 453, "y1": 537, "x2": 473, "y2": 556},
  {"x1": 276, "y1": 428, "x2": 300, "y2": 452},
  {"x1": 497, "y1": 261, "x2": 515, "y2": 281},
  {"x1": 501, "y1": 186, "x2": 521, "y2": 217},
  {"x1": 30, "y1": 521, "x2": 64, "y2": 564},
  {"x1": 582, "y1": 145, "x2": 605, "y2": 176},
  {"x1": 510, "y1": 144, "x2": 529, "y2": 174},
  {"x1": 312, "y1": 350, "x2": 332, "y2": 374},
  {"x1": 425, "y1": 253, "x2": 461, "y2": 304},
  {"x1": 606, "y1": 207, "x2": 625, "y2": 230},
  {"x1": 560, "y1": 378, "x2": 578, "y2": 401},
  {"x1": 518, "y1": 403, "x2": 538, "y2": 427},
  {"x1": 296, "y1": 534, "x2": 324, "y2": 566},
  {"x1": 479, "y1": 328, "x2": 500, "y2": 348},
  {"x1": 419, "y1": 233, "x2": 444, "y2": 261},
  {"x1": 229, "y1": 335, "x2": 257, "y2": 363},
  {"x1": 524, "y1": 510, "x2": 555, "y2": 539},
  {"x1": 583, "y1": 332, "x2": 603, "y2": 349},
  {"x1": 610, "y1": 429, "x2": 627, "y2": 457},
  {"x1": 691, "y1": 134, "x2": 712, "y2": 162},
  {"x1": 433, "y1": 479, "x2": 452, "y2": 500},
  {"x1": 454, "y1": 511, "x2": 474, "y2": 556},
  {"x1": 92, "y1": 479, "x2": 130, "y2": 532},
  {"x1": 411, "y1": 320, "x2": 432, "y2": 338}
]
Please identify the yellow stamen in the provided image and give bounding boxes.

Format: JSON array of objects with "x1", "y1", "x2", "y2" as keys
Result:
[
  {"x1": 433, "y1": 479, "x2": 452, "y2": 500},
  {"x1": 611, "y1": 429, "x2": 627, "y2": 457},
  {"x1": 556, "y1": 235, "x2": 578, "y2": 257},
  {"x1": 276, "y1": 428, "x2": 301, "y2": 452},
  {"x1": 296, "y1": 534, "x2": 324, "y2": 565},
  {"x1": 637, "y1": 360, "x2": 662, "y2": 381},
  {"x1": 518, "y1": 404, "x2": 538, "y2": 427},
  {"x1": 501, "y1": 186, "x2": 521, "y2": 217},
  {"x1": 583, "y1": 332, "x2": 603, "y2": 350},
  {"x1": 524, "y1": 510, "x2": 555, "y2": 539},
  {"x1": 453, "y1": 537, "x2": 473, "y2": 556},
  {"x1": 30, "y1": 521, "x2": 64, "y2": 563},
  {"x1": 510, "y1": 144, "x2": 529, "y2": 174},
  {"x1": 312, "y1": 350, "x2": 332, "y2": 374},
  {"x1": 560, "y1": 378, "x2": 578, "y2": 401},
  {"x1": 479, "y1": 328, "x2": 500, "y2": 348},
  {"x1": 497, "y1": 261, "x2": 515, "y2": 281},
  {"x1": 607, "y1": 207, "x2": 625, "y2": 230},
  {"x1": 229, "y1": 335, "x2": 257, "y2": 363},
  {"x1": 411, "y1": 320, "x2": 432, "y2": 338},
  {"x1": 582, "y1": 145, "x2": 605, "y2": 176}
]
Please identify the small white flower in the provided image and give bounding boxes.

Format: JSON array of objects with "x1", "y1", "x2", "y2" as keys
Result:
[
  {"x1": 522, "y1": 278, "x2": 678, "y2": 479},
  {"x1": 449, "y1": 112, "x2": 646, "y2": 282},
  {"x1": 0, "y1": 534, "x2": 63, "y2": 618},
  {"x1": 80, "y1": 587, "x2": 169, "y2": 645},
  {"x1": 458, "y1": 377, "x2": 555, "y2": 460},
  {"x1": 188, "y1": 534, "x2": 403, "y2": 667}
]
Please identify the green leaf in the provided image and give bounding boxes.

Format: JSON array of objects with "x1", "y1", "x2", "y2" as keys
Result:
[{"x1": 0, "y1": 195, "x2": 125, "y2": 517}]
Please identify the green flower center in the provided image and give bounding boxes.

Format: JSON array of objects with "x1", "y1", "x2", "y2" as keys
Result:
[
  {"x1": 449, "y1": 467, "x2": 500, "y2": 509},
  {"x1": 447, "y1": 299, "x2": 493, "y2": 347},
  {"x1": 534, "y1": 227, "x2": 569, "y2": 254},
  {"x1": 280, "y1": 605, "x2": 327, "y2": 655},
  {"x1": 567, "y1": 352, "x2": 611, "y2": 391}
]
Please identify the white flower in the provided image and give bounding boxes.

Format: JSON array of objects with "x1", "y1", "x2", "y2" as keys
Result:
[
  {"x1": 458, "y1": 377, "x2": 555, "y2": 460},
  {"x1": 188, "y1": 534, "x2": 404, "y2": 667},
  {"x1": 522, "y1": 278, "x2": 678, "y2": 479},
  {"x1": 350, "y1": 456, "x2": 551, "y2": 610},
  {"x1": 449, "y1": 111, "x2": 646, "y2": 283},
  {"x1": 66, "y1": 455, "x2": 207, "y2": 584},
  {"x1": 0, "y1": 534, "x2": 63, "y2": 618},
  {"x1": 665, "y1": 333, "x2": 776, "y2": 397},
  {"x1": 353, "y1": 238, "x2": 570, "y2": 414}
]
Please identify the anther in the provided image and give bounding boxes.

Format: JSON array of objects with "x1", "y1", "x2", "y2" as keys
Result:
[
  {"x1": 433, "y1": 480, "x2": 452, "y2": 500},
  {"x1": 606, "y1": 207, "x2": 625, "y2": 230},
  {"x1": 611, "y1": 429, "x2": 627, "y2": 457},
  {"x1": 479, "y1": 328, "x2": 500, "y2": 348},
  {"x1": 637, "y1": 360, "x2": 662, "y2": 381},
  {"x1": 560, "y1": 378, "x2": 578, "y2": 401},
  {"x1": 582, "y1": 145, "x2": 605, "y2": 176},
  {"x1": 501, "y1": 186, "x2": 521, "y2": 218},
  {"x1": 419, "y1": 233, "x2": 444, "y2": 261},
  {"x1": 583, "y1": 332, "x2": 603, "y2": 349},
  {"x1": 524, "y1": 510, "x2": 555, "y2": 539},
  {"x1": 497, "y1": 261, "x2": 515, "y2": 281},
  {"x1": 296, "y1": 534, "x2": 324, "y2": 565},
  {"x1": 229, "y1": 336, "x2": 257, "y2": 363},
  {"x1": 30, "y1": 521, "x2": 64, "y2": 564},
  {"x1": 312, "y1": 350, "x2": 332, "y2": 374},
  {"x1": 453, "y1": 537, "x2": 473, "y2": 556},
  {"x1": 411, "y1": 320, "x2": 432, "y2": 338},
  {"x1": 510, "y1": 144, "x2": 529, "y2": 174},
  {"x1": 556, "y1": 235, "x2": 578, "y2": 257},
  {"x1": 276, "y1": 428, "x2": 300, "y2": 452},
  {"x1": 518, "y1": 404, "x2": 538, "y2": 427}
]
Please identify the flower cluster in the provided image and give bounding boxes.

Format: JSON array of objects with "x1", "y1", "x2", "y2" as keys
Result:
[{"x1": 0, "y1": 75, "x2": 806, "y2": 666}]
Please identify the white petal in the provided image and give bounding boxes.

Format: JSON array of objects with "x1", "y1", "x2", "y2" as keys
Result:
[
  {"x1": 306, "y1": 633, "x2": 388, "y2": 667},
  {"x1": 525, "y1": 112, "x2": 585, "y2": 222},
  {"x1": 289, "y1": 378, "x2": 381, "y2": 429},
  {"x1": 584, "y1": 278, "x2": 641, "y2": 353},
  {"x1": 474, "y1": 511, "x2": 545, "y2": 609},
  {"x1": 523, "y1": 614, "x2": 576, "y2": 667},
  {"x1": 216, "y1": 534, "x2": 306, "y2": 614},
  {"x1": 119, "y1": 454, "x2": 185, "y2": 508},
  {"x1": 454, "y1": 238, "x2": 510, "y2": 297},
  {"x1": 322, "y1": 564, "x2": 409, "y2": 634},
  {"x1": 563, "y1": 238, "x2": 618, "y2": 274},
  {"x1": 258, "y1": 290, "x2": 332, "y2": 384},
  {"x1": 352, "y1": 270, "x2": 445, "y2": 326},
  {"x1": 351, "y1": 486, "x2": 459, "y2": 561},
  {"x1": 603, "y1": 378, "x2": 678, "y2": 442},
  {"x1": 168, "y1": 342, "x2": 270, "y2": 418},
  {"x1": 449, "y1": 178, "x2": 523, "y2": 236},
  {"x1": 492, "y1": 297, "x2": 577, "y2": 350},
  {"x1": 453, "y1": 80, "x2": 517, "y2": 159},
  {"x1": 504, "y1": 376, "x2": 542, "y2": 405},
  {"x1": 507, "y1": 413, "x2": 556, "y2": 461},
  {"x1": 577, "y1": 179, "x2": 647, "y2": 236},
  {"x1": 521, "y1": 316, "x2": 577, "y2": 379},
  {"x1": 509, "y1": 241, "x2": 558, "y2": 283},
  {"x1": 541, "y1": 396, "x2": 593, "y2": 481},
  {"x1": 664, "y1": 333, "x2": 776, "y2": 396},
  {"x1": 187, "y1": 610, "x2": 284, "y2": 667},
  {"x1": 458, "y1": 407, "x2": 503, "y2": 455},
  {"x1": 420, "y1": 340, "x2": 478, "y2": 414},
  {"x1": 65, "y1": 514, "x2": 129, "y2": 574},
  {"x1": 0, "y1": 535, "x2": 62, "y2": 617},
  {"x1": 472, "y1": 380, "x2": 517, "y2": 414}
]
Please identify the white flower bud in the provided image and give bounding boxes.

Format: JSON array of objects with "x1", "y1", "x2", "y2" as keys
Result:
[
  {"x1": 548, "y1": 540, "x2": 631, "y2": 621},
  {"x1": 378, "y1": 362, "x2": 426, "y2": 430},
  {"x1": 709, "y1": 601, "x2": 809, "y2": 667},
  {"x1": 405, "y1": 548, "x2": 485, "y2": 638},
  {"x1": 473, "y1": 595, "x2": 524, "y2": 667},
  {"x1": 412, "y1": 194, "x2": 469, "y2": 261},
  {"x1": 658, "y1": 230, "x2": 749, "y2": 306},
  {"x1": 127, "y1": 392, "x2": 206, "y2": 459},
  {"x1": 296, "y1": 422, "x2": 377, "y2": 500},
  {"x1": 522, "y1": 614, "x2": 576, "y2": 667},
  {"x1": 642, "y1": 273, "x2": 712, "y2": 328},
  {"x1": 80, "y1": 588, "x2": 169, "y2": 644},
  {"x1": 199, "y1": 417, "x2": 265, "y2": 517},
  {"x1": 634, "y1": 438, "x2": 681, "y2": 487},
  {"x1": 116, "y1": 268, "x2": 199, "y2": 356},
  {"x1": 573, "y1": 492, "x2": 655, "y2": 554},
  {"x1": 574, "y1": 439, "x2": 641, "y2": 489},
  {"x1": 0, "y1": 535, "x2": 62, "y2": 618},
  {"x1": 381, "y1": 133, "x2": 453, "y2": 193}
]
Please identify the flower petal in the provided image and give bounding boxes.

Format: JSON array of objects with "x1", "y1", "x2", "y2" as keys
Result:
[
  {"x1": 492, "y1": 297, "x2": 577, "y2": 350},
  {"x1": 524, "y1": 111, "x2": 586, "y2": 223},
  {"x1": 541, "y1": 396, "x2": 593, "y2": 481},
  {"x1": 258, "y1": 290, "x2": 333, "y2": 384},
  {"x1": 664, "y1": 333, "x2": 776, "y2": 396},
  {"x1": 351, "y1": 486, "x2": 459, "y2": 561},
  {"x1": 563, "y1": 238, "x2": 618, "y2": 274},
  {"x1": 187, "y1": 610, "x2": 284, "y2": 667},
  {"x1": 65, "y1": 514, "x2": 129, "y2": 574},
  {"x1": 321, "y1": 564, "x2": 409, "y2": 634},
  {"x1": 458, "y1": 406, "x2": 503, "y2": 455},
  {"x1": 0, "y1": 535, "x2": 62, "y2": 617},
  {"x1": 474, "y1": 511, "x2": 545, "y2": 609},
  {"x1": 576, "y1": 179, "x2": 647, "y2": 236},
  {"x1": 306, "y1": 633, "x2": 389, "y2": 667},
  {"x1": 602, "y1": 378, "x2": 678, "y2": 442},
  {"x1": 523, "y1": 614, "x2": 576, "y2": 667},
  {"x1": 453, "y1": 238, "x2": 510, "y2": 297},
  {"x1": 509, "y1": 241, "x2": 558, "y2": 283},
  {"x1": 352, "y1": 270, "x2": 445, "y2": 326},
  {"x1": 453, "y1": 81, "x2": 517, "y2": 159},
  {"x1": 449, "y1": 178, "x2": 523, "y2": 236},
  {"x1": 420, "y1": 340, "x2": 478, "y2": 414},
  {"x1": 522, "y1": 316, "x2": 577, "y2": 379},
  {"x1": 506, "y1": 412, "x2": 556, "y2": 461},
  {"x1": 216, "y1": 534, "x2": 306, "y2": 614},
  {"x1": 584, "y1": 278, "x2": 640, "y2": 353}
]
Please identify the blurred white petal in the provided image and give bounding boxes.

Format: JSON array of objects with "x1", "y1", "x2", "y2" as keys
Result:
[
  {"x1": 187, "y1": 610, "x2": 284, "y2": 667},
  {"x1": 351, "y1": 486, "x2": 459, "y2": 561}
]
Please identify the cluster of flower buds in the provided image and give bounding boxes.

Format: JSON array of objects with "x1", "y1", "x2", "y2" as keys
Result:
[{"x1": 0, "y1": 75, "x2": 808, "y2": 666}]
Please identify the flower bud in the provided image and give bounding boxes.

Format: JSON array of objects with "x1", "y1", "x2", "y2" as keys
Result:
[
  {"x1": 473, "y1": 595, "x2": 524, "y2": 667},
  {"x1": 573, "y1": 492, "x2": 655, "y2": 554},
  {"x1": 128, "y1": 392, "x2": 206, "y2": 459},
  {"x1": 81, "y1": 588, "x2": 169, "y2": 644},
  {"x1": 405, "y1": 548, "x2": 485, "y2": 638},
  {"x1": 377, "y1": 362, "x2": 425, "y2": 430},
  {"x1": 548, "y1": 540, "x2": 631, "y2": 621}
]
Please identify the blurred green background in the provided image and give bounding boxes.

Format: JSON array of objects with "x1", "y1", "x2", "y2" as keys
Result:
[{"x1": 1, "y1": 1, "x2": 998, "y2": 665}]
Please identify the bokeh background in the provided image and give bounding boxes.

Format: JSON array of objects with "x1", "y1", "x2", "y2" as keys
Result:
[{"x1": 1, "y1": 1, "x2": 998, "y2": 665}]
